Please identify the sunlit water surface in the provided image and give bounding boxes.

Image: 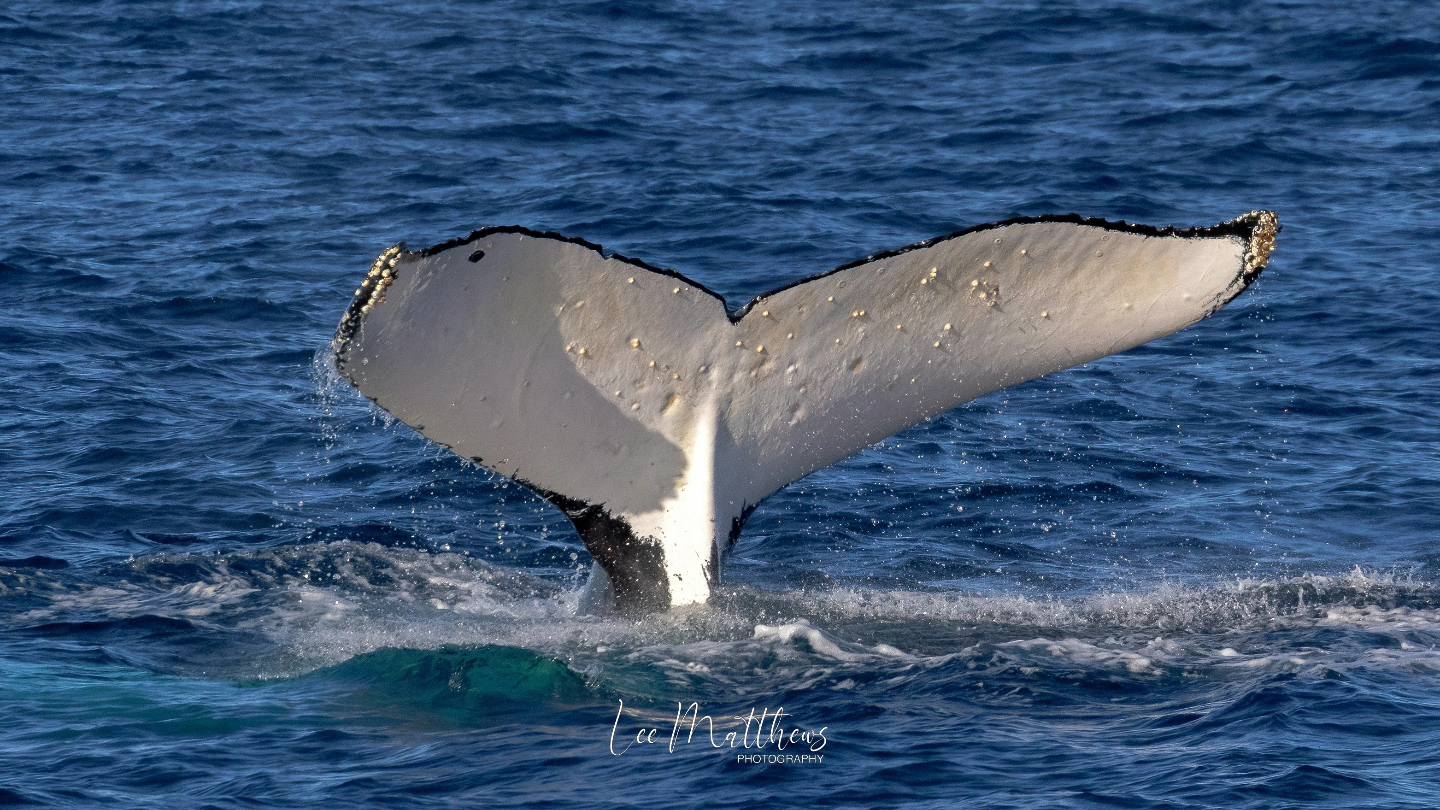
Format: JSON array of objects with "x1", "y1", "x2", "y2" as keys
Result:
[{"x1": 3, "y1": 1, "x2": 1439, "y2": 806}]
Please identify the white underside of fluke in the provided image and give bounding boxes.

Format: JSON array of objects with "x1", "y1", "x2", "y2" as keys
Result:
[
  {"x1": 333, "y1": 212, "x2": 1278, "y2": 613},
  {"x1": 620, "y1": 392, "x2": 725, "y2": 606}
]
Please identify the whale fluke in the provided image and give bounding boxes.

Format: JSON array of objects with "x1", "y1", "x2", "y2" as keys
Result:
[{"x1": 333, "y1": 212, "x2": 1279, "y2": 614}]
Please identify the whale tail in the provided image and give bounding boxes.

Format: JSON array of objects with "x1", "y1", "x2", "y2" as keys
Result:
[{"x1": 333, "y1": 212, "x2": 1278, "y2": 614}]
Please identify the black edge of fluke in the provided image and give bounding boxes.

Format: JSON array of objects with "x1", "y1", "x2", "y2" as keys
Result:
[
  {"x1": 1199, "y1": 209, "x2": 1280, "y2": 316},
  {"x1": 338, "y1": 212, "x2": 1279, "y2": 332},
  {"x1": 333, "y1": 243, "x2": 406, "y2": 371},
  {"x1": 730, "y1": 209, "x2": 1280, "y2": 319},
  {"x1": 327, "y1": 210, "x2": 1279, "y2": 614}
]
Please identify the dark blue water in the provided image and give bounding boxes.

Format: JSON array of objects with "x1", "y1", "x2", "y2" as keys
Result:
[{"x1": 4, "y1": 1, "x2": 1439, "y2": 806}]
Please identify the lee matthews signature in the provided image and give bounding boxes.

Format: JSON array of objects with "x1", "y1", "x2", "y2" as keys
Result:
[{"x1": 609, "y1": 699, "x2": 828, "y2": 759}]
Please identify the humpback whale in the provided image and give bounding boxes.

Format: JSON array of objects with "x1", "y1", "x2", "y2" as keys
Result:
[{"x1": 333, "y1": 212, "x2": 1279, "y2": 614}]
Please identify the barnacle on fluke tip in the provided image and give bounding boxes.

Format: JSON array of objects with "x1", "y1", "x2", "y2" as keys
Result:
[
  {"x1": 1241, "y1": 209, "x2": 1280, "y2": 277},
  {"x1": 333, "y1": 244, "x2": 403, "y2": 362}
]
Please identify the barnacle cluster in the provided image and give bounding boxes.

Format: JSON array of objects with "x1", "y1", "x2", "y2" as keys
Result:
[
  {"x1": 969, "y1": 276, "x2": 1001, "y2": 308},
  {"x1": 1240, "y1": 210, "x2": 1279, "y2": 276},
  {"x1": 358, "y1": 245, "x2": 404, "y2": 313},
  {"x1": 332, "y1": 243, "x2": 404, "y2": 357}
]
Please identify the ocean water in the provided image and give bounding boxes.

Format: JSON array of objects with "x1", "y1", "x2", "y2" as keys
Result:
[{"x1": 3, "y1": 0, "x2": 1439, "y2": 806}]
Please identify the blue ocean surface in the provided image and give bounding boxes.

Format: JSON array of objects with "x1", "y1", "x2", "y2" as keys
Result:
[{"x1": 3, "y1": 0, "x2": 1439, "y2": 806}]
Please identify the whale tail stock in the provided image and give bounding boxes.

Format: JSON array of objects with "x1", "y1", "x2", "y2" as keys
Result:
[{"x1": 333, "y1": 212, "x2": 1279, "y2": 614}]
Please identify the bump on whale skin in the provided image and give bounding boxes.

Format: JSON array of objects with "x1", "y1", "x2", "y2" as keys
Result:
[{"x1": 333, "y1": 211, "x2": 1279, "y2": 615}]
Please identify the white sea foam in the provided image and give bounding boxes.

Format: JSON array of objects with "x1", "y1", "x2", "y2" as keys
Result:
[
  {"x1": 753, "y1": 619, "x2": 910, "y2": 662},
  {"x1": 793, "y1": 566, "x2": 1437, "y2": 635},
  {"x1": 1319, "y1": 605, "x2": 1440, "y2": 632},
  {"x1": 998, "y1": 637, "x2": 1159, "y2": 674},
  {"x1": 13, "y1": 543, "x2": 1440, "y2": 683}
]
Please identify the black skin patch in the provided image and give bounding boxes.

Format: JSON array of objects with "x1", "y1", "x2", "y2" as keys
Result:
[
  {"x1": 450, "y1": 455, "x2": 670, "y2": 614},
  {"x1": 536, "y1": 490, "x2": 671, "y2": 615},
  {"x1": 708, "y1": 502, "x2": 758, "y2": 585},
  {"x1": 727, "y1": 504, "x2": 756, "y2": 551},
  {"x1": 468, "y1": 250, "x2": 485, "y2": 262}
]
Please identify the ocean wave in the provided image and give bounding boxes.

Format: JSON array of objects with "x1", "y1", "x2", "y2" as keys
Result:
[{"x1": 7, "y1": 537, "x2": 1440, "y2": 692}]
